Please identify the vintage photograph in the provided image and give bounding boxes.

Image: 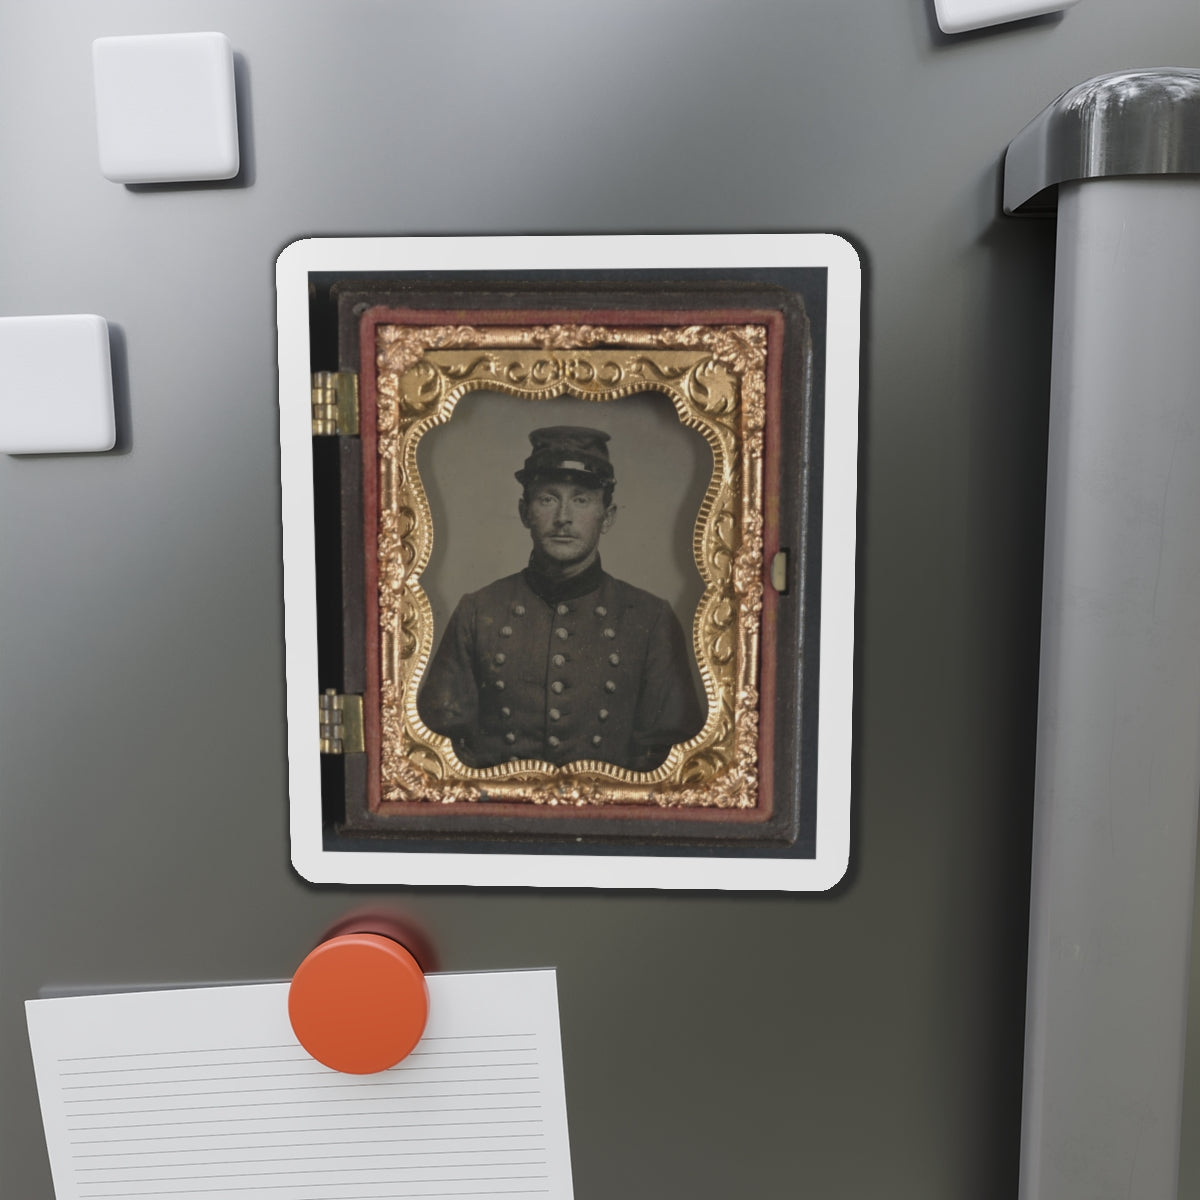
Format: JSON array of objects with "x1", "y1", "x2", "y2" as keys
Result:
[
  {"x1": 284, "y1": 237, "x2": 855, "y2": 885},
  {"x1": 360, "y1": 316, "x2": 781, "y2": 816},
  {"x1": 417, "y1": 413, "x2": 708, "y2": 773}
]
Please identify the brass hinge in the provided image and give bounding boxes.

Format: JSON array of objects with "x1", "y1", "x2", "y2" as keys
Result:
[
  {"x1": 311, "y1": 371, "x2": 359, "y2": 436},
  {"x1": 319, "y1": 689, "x2": 364, "y2": 754}
]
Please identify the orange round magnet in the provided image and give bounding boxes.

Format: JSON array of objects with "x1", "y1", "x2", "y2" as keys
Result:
[{"x1": 288, "y1": 933, "x2": 429, "y2": 1074}]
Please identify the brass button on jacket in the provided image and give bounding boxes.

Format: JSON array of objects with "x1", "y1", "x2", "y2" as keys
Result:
[{"x1": 417, "y1": 560, "x2": 703, "y2": 771}]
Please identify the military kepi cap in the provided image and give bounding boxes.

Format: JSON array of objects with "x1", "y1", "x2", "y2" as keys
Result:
[{"x1": 515, "y1": 426, "x2": 615, "y2": 489}]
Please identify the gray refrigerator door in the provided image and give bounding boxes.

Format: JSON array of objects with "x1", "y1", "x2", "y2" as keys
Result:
[{"x1": 2, "y1": 3, "x2": 1199, "y2": 1198}]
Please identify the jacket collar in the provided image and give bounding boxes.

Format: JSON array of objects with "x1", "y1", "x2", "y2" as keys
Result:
[{"x1": 522, "y1": 555, "x2": 606, "y2": 605}]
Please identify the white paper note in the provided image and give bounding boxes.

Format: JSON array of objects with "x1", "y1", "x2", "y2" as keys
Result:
[{"x1": 26, "y1": 970, "x2": 573, "y2": 1200}]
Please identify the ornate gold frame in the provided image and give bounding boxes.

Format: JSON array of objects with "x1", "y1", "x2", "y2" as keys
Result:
[{"x1": 371, "y1": 322, "x2": 767, "y2": 810}]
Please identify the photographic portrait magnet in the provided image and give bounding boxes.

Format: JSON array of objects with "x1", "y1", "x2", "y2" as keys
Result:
[{"x1": 276, "y1": 234, "x2": 860, "y2": 890}]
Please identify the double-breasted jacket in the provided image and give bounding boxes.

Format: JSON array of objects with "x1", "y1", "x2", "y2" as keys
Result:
[{"x1": 417, "y1": 561, "x2": 704, "y2": 772}]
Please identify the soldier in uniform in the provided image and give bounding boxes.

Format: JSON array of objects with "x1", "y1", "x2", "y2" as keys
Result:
[{"x1": 417, "y1": 426, "x2": 705, "y2": 771}]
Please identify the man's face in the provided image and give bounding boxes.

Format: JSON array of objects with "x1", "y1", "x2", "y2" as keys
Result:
[{"x1": 519, "y1": 479, "x2": 616, "y2": 572}]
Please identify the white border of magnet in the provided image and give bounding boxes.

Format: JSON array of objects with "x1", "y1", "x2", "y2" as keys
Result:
[{"x1": 276, "y1": 234, "x2": 860, "y2": 891}]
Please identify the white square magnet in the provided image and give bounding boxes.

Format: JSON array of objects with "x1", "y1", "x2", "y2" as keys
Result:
[
  {"x1": 934, "y1": 0, "x2": 1081, "y2": 33},
  {"x1": 92, "y1": 32, "x2": 239, "y2": 184},
  {"x1": 0, "y1": 315, "x2": 115, "y2": 454}
]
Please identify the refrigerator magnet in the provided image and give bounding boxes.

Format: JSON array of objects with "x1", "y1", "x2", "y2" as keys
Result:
[{"x1": 276, "y1": 234, "x2": 860, "y2": 891}]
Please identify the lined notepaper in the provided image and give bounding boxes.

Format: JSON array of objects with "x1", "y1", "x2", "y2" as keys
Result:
[{"x1": 27, "y1": 971, "x2": 573, "y2": 1200}]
